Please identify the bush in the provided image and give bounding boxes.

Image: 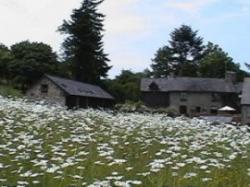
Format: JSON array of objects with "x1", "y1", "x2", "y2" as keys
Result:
[
  {"x1": 152, "y1": 107, "x2": 178, "y2": 117},
  {"x1": 115, "y1": 101, "x2": 178, "y2": 117},
  {"x1": 0, "y1": 84, "x2": 23, "y2": 98},
  {"x1": 115, "y1": 101, "x2": 151, "y2": 113}
]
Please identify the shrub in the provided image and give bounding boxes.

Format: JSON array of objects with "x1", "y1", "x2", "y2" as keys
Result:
[
  {"x1": 115, "y1": 101, "x2": 151, "y2": 113},
  {"x1": 0, "y1": 84, "x2": 23, "y2": 98},
  {"x1": 115, "y1": 101, "x2": 178, "y2": 117}
]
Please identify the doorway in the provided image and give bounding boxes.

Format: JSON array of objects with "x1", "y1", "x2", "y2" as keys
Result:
[{"x1": 179, "y1": 105, "x2": 187, "y2": 115}]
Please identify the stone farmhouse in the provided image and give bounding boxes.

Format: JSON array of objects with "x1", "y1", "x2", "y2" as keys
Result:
[
  {"x1": 241, "y1": 78, "x2": 250, "y2": 125},
  {"x1": 26, "y1": 75, "x2": 114, "y2": 108},
  {"x1": 141, "y1": 71, "x2": 242, "y2": 116}
]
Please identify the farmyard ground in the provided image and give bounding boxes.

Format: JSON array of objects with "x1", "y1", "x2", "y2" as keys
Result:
[{"x1": 0, "y1": 96, "x2": 250, "y2": 187}]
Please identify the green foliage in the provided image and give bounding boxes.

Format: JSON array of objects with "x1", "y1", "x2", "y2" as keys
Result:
[
  {"x1": 151, "y1": 106, "x2": 178, "y2": 116},
  {"x1": 0, "y1": 84, "x2": 22, "y2": 98},
  {"x1": 151, "y1": 46, "x2": 173, "y2": 77},
  {"x1": 0, "y1": 44, "x2": 13, "y2": 80},
  {"x1": 243, "y1": 63, "x2": 250, "y2": 80},
  {"x1": 151, "y1": 25, "x2": 248, "y2": 80},
  {"x1": 56, "y1": 60, "x2": 74, "y2": 78},
  {"x1": 104, "y1": 70, "x2": 149, "y2": 103},
  {"x1": 9, "y1": 41, "x2": 59, "y2": 89},
  {"x1": 151, "y1": 25, "x2": 204, "y2": 77},
  {"x1": 115, "y1": 101, "x2": 178, "y2": 116},
  {"x1": 59, "y1": 0, "x2": 111, "y2": 84},
  {"x1": 199, "y1": 42, "x2": 248, "y2": 81},
  {"x1": 115, "y1": 101, "x2": 151, "y2": 113},
  {"x1": 199, "y1": 43, "x2": 237, "y2": 78}
]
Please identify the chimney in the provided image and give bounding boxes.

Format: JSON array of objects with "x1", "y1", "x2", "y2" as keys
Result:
[
  {"x1": 168, "y1": 72, "x2": 176, "y2": 78},
  {"x1": 225, "y1": 71, "x2": 236, "y2": 83}
]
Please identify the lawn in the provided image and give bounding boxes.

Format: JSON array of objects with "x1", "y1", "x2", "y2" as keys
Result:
[{"x1": 0, "y1": 96, "x2": 250, "y2": 187}]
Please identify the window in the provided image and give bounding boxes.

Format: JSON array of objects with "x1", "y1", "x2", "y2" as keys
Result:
[
  {"x1": 40, "y1": 84, "x2": 48, "y2": 93},
  {"x1": 179, "y1": 105, "x2": 187, "y2": 114},
  {"x1": 149, "y1": 82, "x2": 159, "y2": 91},
  {"x1": 180, "y1": 93, "x2": 188, "y2": 102},
  {"x1": 210, "y1": 109, "x2": 218, "y2": 115},
  {"x1": 211, "y1": 93, "x2": 219, "y2": 102},
  {"x1": 196, "y1": 107, "x2": 201, "y2": 113},
  {"x1": 210, "y1": 106, "x2": 218, "y2": 115}
]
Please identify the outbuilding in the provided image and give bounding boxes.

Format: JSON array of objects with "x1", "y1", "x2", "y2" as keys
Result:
[{"x1": 26, "y1": 74, "x2": 114, "y2": 108}]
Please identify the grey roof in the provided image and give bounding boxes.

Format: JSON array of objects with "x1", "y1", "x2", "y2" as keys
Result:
[
  {"x1": 241, "y1": 78, "x2": 250, "y2": 105},
  {"x1": 46, "y1": 75, "x2": 114, "y2": 100},
  {"x1": 141, "y1": 77, "x2": 241, "y2": 93}
]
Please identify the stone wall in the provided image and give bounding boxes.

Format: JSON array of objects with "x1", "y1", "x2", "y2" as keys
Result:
[
  {"x1": 141, "y1": 92, "x2": 170, "y2": 107},
  {"x1": 169, "y1": 92, "x2": 223, "y2": 116},
  {"x1": 141, "y1": 91, "x2": 225, "y2": 115},
  {"x1": 241, "y1": 105, "x2": 250, "y2": 125},
  {"x1": 26, "y1": 77, "x2": 66, "y2": 106}
]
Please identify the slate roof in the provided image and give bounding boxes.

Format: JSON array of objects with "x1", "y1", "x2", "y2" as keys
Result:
[
  {"x1": 241, "y1": 78, "x2": 250, "y2": 105},
  {"x1": 141, "y1": 77, "x2": 241, "y2": 93},
  {"x1": 45, "y1": 75, "x2": 114, "y2": 100}
]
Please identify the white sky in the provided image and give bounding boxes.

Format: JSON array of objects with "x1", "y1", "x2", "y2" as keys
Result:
[{"x1": 0, "y1": 0, "x2": 250, "y2": 77}]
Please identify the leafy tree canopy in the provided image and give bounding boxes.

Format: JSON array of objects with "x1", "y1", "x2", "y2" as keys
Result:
[
  {"x1": 9, "y1": 41, "x2": 59, "y2": 89},
  {"x1": 0, "y1": 44, "x2": 13, "y2": 80},
  {"x1": 104, "y1": 70, "x2": 150, "y2": 103},
  {"x1": 199, "y1": 42, "x2": 247, "y2": 81}
]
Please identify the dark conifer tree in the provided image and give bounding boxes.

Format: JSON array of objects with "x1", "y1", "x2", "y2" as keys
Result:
[{"x1": 59, "y1": 0, "x2": 111, "y2": 84}]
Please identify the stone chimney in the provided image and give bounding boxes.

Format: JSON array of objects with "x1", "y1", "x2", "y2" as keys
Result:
[
  {"x1": 225, "y1": 71, "x2": 236, "y2": 83},
  {"x1": 168, "y1": 72, "x2": 176, "y2": 78}
]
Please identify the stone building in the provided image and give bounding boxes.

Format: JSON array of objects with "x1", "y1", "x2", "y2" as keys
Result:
[
  {"x1": 26, "y1": 75, "x2": 114, "y2": 108},
  {"x1": 140, "y1": 72, "x2": 242, "y2": 116},
  {"x1": 241, "y1": 78, "x2": 250, "y2": 125}
]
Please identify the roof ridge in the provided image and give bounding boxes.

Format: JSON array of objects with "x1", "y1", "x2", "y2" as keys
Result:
[
  {"x1": 45, "y1": 74, "x2": 114, "y2": 99},
  {"x1": 141, "y1": 76, "x2": 242, "y2": 93},
  {"x1": 45, "y1": 74, "x2": 101, "y2": 88},
  {"x1": 142, "y1": 77, "x2": 225, "y2": 81}
]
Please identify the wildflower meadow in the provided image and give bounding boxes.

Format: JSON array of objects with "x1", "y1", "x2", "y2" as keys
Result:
[{"x1": 0, "y1": 96, "x2": 250, "y2": 187}]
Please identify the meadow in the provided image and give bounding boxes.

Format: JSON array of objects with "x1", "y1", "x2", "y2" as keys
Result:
[{"x1": 0, "y1": 96, "x2": 250, "y2": 187}]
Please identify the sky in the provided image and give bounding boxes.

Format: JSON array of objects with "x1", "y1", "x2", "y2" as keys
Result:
[{"x1": 0, "y1": 0, "x2": 250, "y2": 78}]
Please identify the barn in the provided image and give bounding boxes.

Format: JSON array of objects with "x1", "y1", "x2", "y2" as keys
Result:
[{"x1": 26, "y1": 75, "x2": 114, "y2": 108}]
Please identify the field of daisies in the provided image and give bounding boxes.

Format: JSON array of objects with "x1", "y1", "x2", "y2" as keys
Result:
[{"x1": 0, "y1": 96, "x2": 250, "y2": 187}]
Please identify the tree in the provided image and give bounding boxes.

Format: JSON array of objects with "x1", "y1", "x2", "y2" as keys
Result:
[
  {"x1": 244, "y1": 63, "x2": 250, "y2": 78},
  {"x1": 9, "y1": 41, "x2": 59, "y2": 89},
  {"x1": 0, "y1": 44, "x2": 12, "y2": 81},
  {"x1": 199, "y1": 42, "x2": 247, "y2": 80},
  {"x1": 58, "y1": 0, "x2": 111, "y2": 84},
  {"x1": 245, "y1": 63, "x2": 250, "y2": 70},
  {"x1": 151, "y1": 25, "x2": 204, "y2": 77},
  {"x1": 104, "y1": 70, "x2": 149, "y2": 103},
  {"x1": 151, "y1": 46, "x2": 173, "y2": 77}
]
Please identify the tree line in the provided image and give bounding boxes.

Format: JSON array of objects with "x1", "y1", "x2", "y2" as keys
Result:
[{"x1": 0, "y1": 0, "x2": 249, "y2": 103}]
